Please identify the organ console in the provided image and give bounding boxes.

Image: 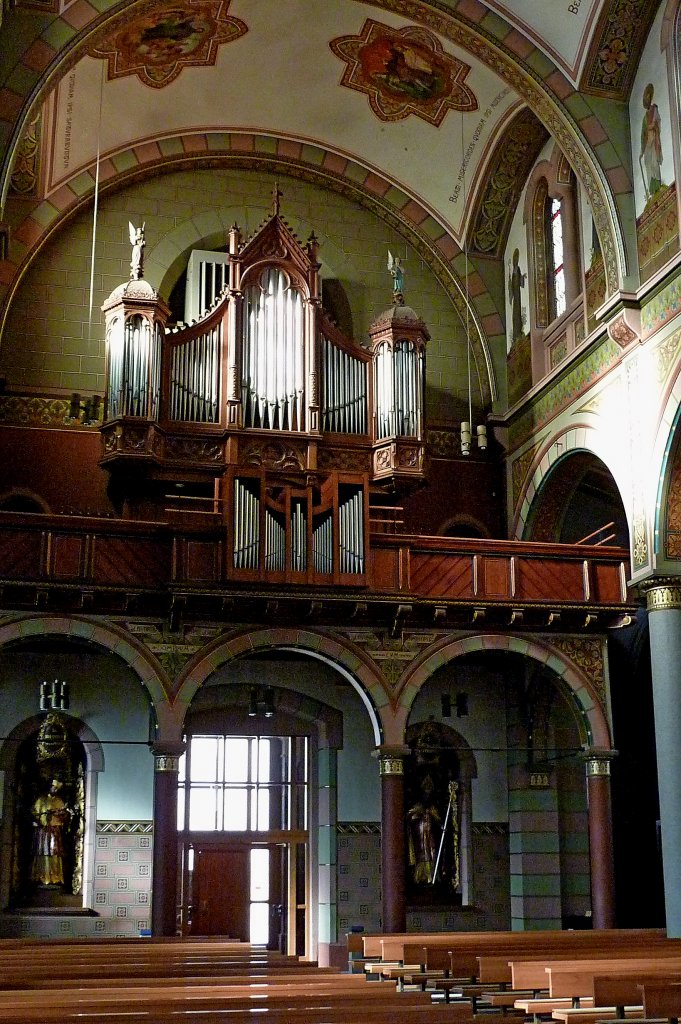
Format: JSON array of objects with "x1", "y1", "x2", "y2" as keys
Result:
[{"x1": 100, "y1": 192, "x2": 429, "y2": 587}]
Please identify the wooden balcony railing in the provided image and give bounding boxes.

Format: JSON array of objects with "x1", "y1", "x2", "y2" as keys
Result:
[{"x1": 0, "y1": 511, "x2": 635, "y2": 627}]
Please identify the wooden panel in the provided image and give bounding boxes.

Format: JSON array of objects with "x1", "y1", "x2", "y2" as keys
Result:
[
  {"x1": 481, "y1": 557, "x2": 510, "y2": 598},
  {"x1": 409, "y1": 552, "x2": 473, "y2": 598},
  {"x1": 49, "y1": 533, "x2": 86, "y2": 579},
  {"x1": 369, "y1": 547, "x2": 401, "y2": 590},
  {"x1": 0, "y1": 528, "x2": 42, "y2": 579},
  {"x1": 515, "y1": 557, "x2": 584, "y2": 601},
  {"x1": 184, "y1": 539, "x2": 220, "y2": 583},
  {"x1": 92, "y1": 536, "x2": 169, "y2": 587},
  {"x1": 591, "y1": 561, "x2": 624, "y2": 603}
]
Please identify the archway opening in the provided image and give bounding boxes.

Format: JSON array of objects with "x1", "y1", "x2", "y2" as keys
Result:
[{"x1": 526, "y1": 451, "x2": 629, "y2": 547}]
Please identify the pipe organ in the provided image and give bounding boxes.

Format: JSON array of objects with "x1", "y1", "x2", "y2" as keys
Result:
[{"x1": 100, "y1": 197, "x2": 429, "y2": 588}]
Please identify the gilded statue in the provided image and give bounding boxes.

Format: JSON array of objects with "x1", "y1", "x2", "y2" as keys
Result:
[{"x1": 31, "y1": 778, "x2": 72, "y2": 886}]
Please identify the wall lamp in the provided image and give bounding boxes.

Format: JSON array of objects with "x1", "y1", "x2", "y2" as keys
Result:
[
  {"x1": 441, "y1": 691, "x2": 468, "y2": 718},
  {"x1": 40, "y1": 679, "x2": 69, "y2": 712},
  {"x1": 248, "y1": 687, "x2": 276, "y2": 719}
]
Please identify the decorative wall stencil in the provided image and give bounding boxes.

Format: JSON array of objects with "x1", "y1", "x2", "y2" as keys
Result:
[
  {"x1": 0, "y1": 395, "x2": 99, "y2": 430},
  {"x1": 665, "y1": 451, "x2": 681, "y2": 559},
  {"x1": 655, "y1": 326, "x2": 681, "y2": 386},
  {"x1": 508, "y1": 339, "x2": 621, "y2": 449},
  {"x1": 581, "y1": 0, "x2": 658, "y2": 100},
  {"x1": 641, "y1": 277, "x2": 681, "y2": 337},
  {"x1": 9, "y1": 114, "x2": 41, "y2": 197},
  {"x1": 470, "y1": 109, "x2": 548, "y2": 258},
  {"x1": 341, "y1": 629, "x2": 444, "y2": 691},
  {"x1": 507, "y1": 333, "x2": 532, "y2": 408},
  {"x1": 511, "y1": 440, "x2": 544, "y2": 512},
  {"x1": 637, "y1": 183, "x2": 679, "y2": 286},
  {"x1": 585, "y1": 255, "x2": 607, "y2": 333},
  {"x1": 89, "y1": 1, "x2": 247, "y2": 89},
  {"x1": 330, "y1": 19, "x2": 477, "y2": 125},
  {"x1": 626, "y1": 356, "x2": 649, "y2": 570},
  {"x1": 546, "y1": 636, "x2": 606, "y2": 709}
]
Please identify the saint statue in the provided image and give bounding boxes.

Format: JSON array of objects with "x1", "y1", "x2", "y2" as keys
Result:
[
  {"x1": 508, "y1": 248, "x2": 526, "y2": 346},
  {"x1": 388, "y1": 250, "x2": 405, "y2": 301},
  {"x1": 31, "y1": 778, "x2": 72, "y2": 887},
  {"x1": 407, "y1": 773, "x2": 441, "y2": 884},
  {"x1": 129, "y1": 221, "x2": 146, "y2": 280}
]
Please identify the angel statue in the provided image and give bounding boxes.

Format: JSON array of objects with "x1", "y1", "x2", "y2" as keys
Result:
[
  {"x1": 388, "y1": 250, "x2": 405, "y2": 300},
  {"x1": 129, "y1": 222, "x2": 145, "y2": 280}
]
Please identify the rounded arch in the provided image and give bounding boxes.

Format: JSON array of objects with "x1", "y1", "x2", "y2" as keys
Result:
[
  {"x1": 0, "y1": 615, "x2": 174, "y2": 733},
  {"x1": 0, "y1": 488, "x2": 50, "y2": 514},
  {"x1": 394, "y1": 633, "x2": 612, "y2": 749},
  {"x1": 512, "y1": 424, "x2": 632, "y2": 545},
  {"x1": 0, "y1": 712, "x2": 104, "y2": 774},
  {"x1": 653, "y1": 378, "x2": 681, "y2": 565},
  {"x1": 174, "y1": 626, "x2": 387, "y2": 746},
  {"x1": 0, "y1": 1, "x2": 629, "y2": 296},
  {"x1": 0, "y1": 138, "x2": 496, "y2": 409}
]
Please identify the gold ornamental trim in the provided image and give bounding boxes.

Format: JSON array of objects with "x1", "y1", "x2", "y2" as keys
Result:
[
  {"x1": 154, "y1": 754, "x2": 180, "y2": 773},
  {"x1": 644, "y1": 580, "x2": 681, "y2": 611},
  {"x1": 379, "y1": 757, "x2": 404, "y2": 776},
  {"x1": 585, "y1": 758, "x2": 612, "y2": 777}
]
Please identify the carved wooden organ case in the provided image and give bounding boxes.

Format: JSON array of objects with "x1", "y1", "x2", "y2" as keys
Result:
[{"x1": 100, "y1": 209, "x2": 429, "y2": 588}]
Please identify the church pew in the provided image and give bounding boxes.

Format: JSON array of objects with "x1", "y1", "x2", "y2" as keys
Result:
[
  {"x1": 365, "y1": 929, "x2": 668, "y2": 961},
  {"x1": 0, "y1": 982, "x2": 478, "y2": 1023},
  {"x1": 592, "y1": 974, "x2": 681, "y2": 1018},
  {"x1": 510, "y1": 952, "x2": 681, "y2": 994},
  {"x1": 0, "y1": 970, "x2": 379, "y2": 991},
  {"x1": 546, "y1": 959, "x2": 681, "y2": 999},
  {"x1": 640, "y1": 979, "x2": 681, "y2": 1023}
]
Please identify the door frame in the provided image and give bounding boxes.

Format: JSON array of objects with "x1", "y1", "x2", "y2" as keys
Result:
[{"x1": 179, "y1": 830, "x2": 308, "y2": 952}]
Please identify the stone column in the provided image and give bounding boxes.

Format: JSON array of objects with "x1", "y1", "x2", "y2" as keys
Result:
[
  {"x1": 583, "y1": 749, "x2": 617, "y2": 929},
  {"x1": 375, "y1": 746, "x2": 409, "y2": 933},
  {"x1": 151, "y1": 744, "x2": 184, "y2": 936},
  {"x1": 642, "y1": 578, "x2": 681, "y2": 936}
]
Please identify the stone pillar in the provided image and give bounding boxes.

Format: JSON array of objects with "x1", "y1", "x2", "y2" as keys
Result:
[
  {"x1": 583, "y1": 749, "x2": 617, "y2": 929},
  {"x1": 151, "y1": 744, "x2": 184, "y2": 936},
  {"x1": 642, "y1": 578, "x2": 681, "y2": 936},
  {"x1": 375, "y1": 746, "x2": 409, "y2": 933}
]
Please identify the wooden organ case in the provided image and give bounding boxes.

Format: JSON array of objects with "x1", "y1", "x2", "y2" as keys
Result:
[{"x1": 99, "y1": 203, "x2": 429, "y2": 589}]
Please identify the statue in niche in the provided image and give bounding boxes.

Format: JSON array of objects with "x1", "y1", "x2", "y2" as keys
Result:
[
  {"x1": 405, "y1": 720, "x2": 461, "y2": 903},
  {"x1": 31, "y1": 778, "x2": 72, "y2": 886},
  {"x1": 11, "y1": 713, "x2": 85, "y2": 906}
]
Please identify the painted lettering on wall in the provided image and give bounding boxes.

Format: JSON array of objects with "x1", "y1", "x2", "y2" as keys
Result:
[
  {"x1": 62, "y1": 72, "x2": 76, "y2": 171},
  {"x1": 449, "y1": 87, "x2": 510, "y2": 204}
]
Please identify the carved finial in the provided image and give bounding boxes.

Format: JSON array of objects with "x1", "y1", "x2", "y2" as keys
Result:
[
  {"x1": 387, "y1": 249, "x2": 404, "y2": 305},
  {"x1": 128, "y1": 221, "x2": 145, "y2": 280},
  {"x1": 272, "y1": 183, "x2": 283, "y2": 217}
]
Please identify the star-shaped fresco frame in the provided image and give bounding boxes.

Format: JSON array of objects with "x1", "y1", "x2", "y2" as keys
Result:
[
  {"x1": 330, "y1": 19, "x2": 478, "y2": 126},
  {"x1": 89, "y1": 0, "x2": 247, "y2": 89}
]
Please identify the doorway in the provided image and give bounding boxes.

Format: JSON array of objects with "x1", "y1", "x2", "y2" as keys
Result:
[{"x1": 178, "y1": 732, "x2": 308, "y2": 950}]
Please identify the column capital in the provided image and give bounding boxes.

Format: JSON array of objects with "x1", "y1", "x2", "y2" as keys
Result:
[
  {"x1": 153, "y1": 740, "x2": 186, "y2": 773},
  {"x1": 640, "y1": 576, "x2": 681, "y2": 611},
  {"x1": 373, "y1": 744, "x2": 410, "y2": 776},
  {"x1": 582, "y1": 748, "x2": 618, "y2": 777}
]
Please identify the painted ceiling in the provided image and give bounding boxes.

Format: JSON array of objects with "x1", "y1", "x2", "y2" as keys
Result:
[{"x1": 1, "y1": 0, "x2": 654, "y2": 251}]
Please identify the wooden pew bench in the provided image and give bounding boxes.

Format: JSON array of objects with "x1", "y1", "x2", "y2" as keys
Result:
[
  {"x1": 641, "y1": 980, "x2": 681, "y2": 1024},
  {"x1": 547, "y1": 960, "x2": 681, "y2": 1000},
  {"x1": 510, "y1": 953, "x2": 681, "y2": 996},
  {"x1": 593, "y1": 975, "x2": 681, "y2": 1019}
]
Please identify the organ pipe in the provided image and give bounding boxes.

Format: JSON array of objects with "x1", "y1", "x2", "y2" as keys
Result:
[{"x1": 374, "y1": 338, "x2": 422, "y2": 439}]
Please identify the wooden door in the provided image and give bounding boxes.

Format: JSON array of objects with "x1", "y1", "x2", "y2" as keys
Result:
[{"x1": 191, "y1": 846, "x2": 249, "y2": 938}]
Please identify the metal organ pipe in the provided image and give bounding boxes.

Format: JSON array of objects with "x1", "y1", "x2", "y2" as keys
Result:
[{"x1": 321, "y1": 335, "x2": 367, "y2": 434}]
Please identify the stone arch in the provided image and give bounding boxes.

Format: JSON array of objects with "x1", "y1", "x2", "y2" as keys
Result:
[
  {"x1": 0, "y1": 1, "x2": 629, "y2": 296},
  {"x1": 393, "y1": 633, "x2": 611, "y2": 749},
  {"x1": 512, "y1": 424, "x2": 631, "y2": 544},
  {"x1": 652, "y1": 367, "x2": 681, "y2": 565},
  {"x1": 0, "y1": 615, "x2": 174, "y2": 734},
  {"x1": 174, "y1": 626, "x2": 387, "y2": 745},
  {"x1": 0, "y1": 138, "x2": 497, "y2": 407}
]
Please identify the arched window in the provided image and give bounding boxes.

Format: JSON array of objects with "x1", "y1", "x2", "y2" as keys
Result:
[
  {"x1": 548, "y1": 197, "x2": 566, "y2": 321},
  {"x1": 524, "y1": 152, "x2": 583, "y2": 381}
]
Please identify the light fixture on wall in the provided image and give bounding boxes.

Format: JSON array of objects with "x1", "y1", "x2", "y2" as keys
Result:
[
  {"x1": 39, "y1": 679, "x2": 69, "y2": 712},
  {"x1": 441, "y1": 691, "x2": 468, "y2": 719},
  {"x1": 248, "y1": 687, "x2": 276, "y2": 719},
  {"x1": 459, "y1": 113, "x2": 488, "y2": 457}
]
